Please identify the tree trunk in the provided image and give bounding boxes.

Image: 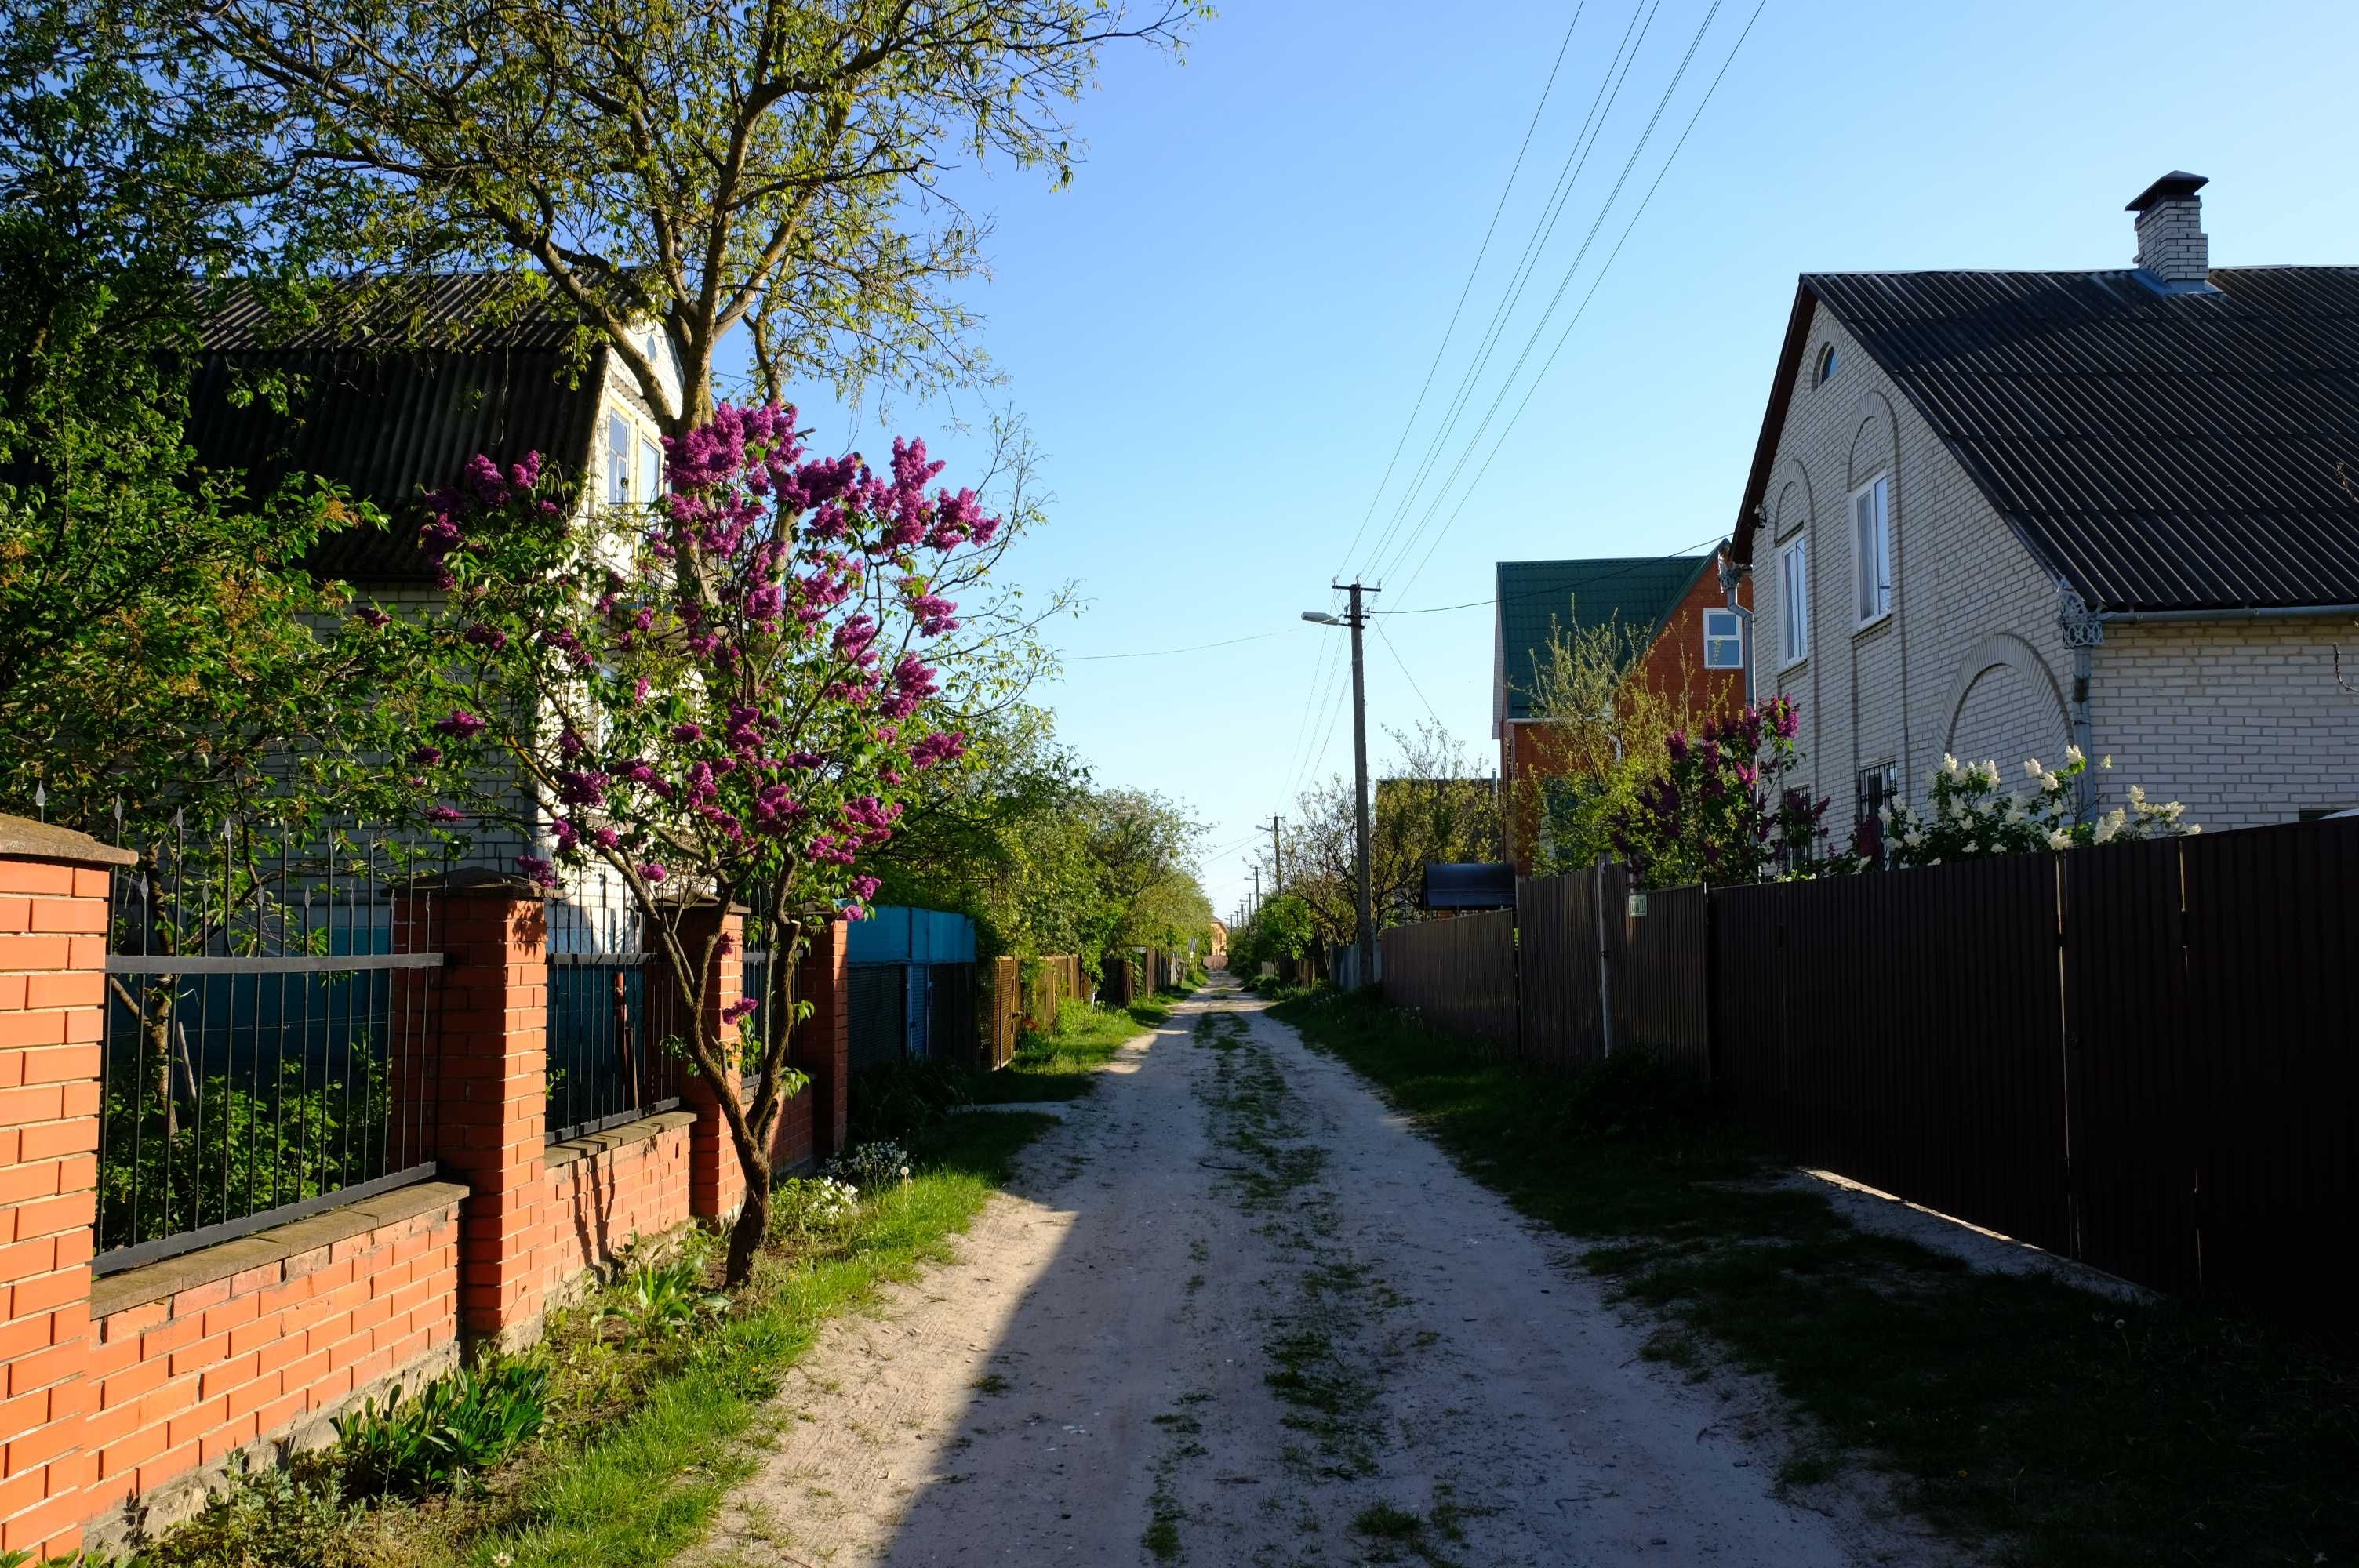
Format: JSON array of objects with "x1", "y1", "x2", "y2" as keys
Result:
[{"x1": 725, "y1": 1150, "x2": 769, "y2": 1285}]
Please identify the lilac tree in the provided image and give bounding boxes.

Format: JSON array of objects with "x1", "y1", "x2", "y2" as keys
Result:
[
  {"x1": 373, "y1": 403, "x2": 1018, "y2": 1281},
  {"x1": 1607, "y1": 697, "x2": 1845, "y2": 889}
]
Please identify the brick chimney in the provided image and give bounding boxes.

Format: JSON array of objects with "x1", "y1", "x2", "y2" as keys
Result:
[{"x1": 2126, "y1": 171, "x2": 2210, "y2": 285}]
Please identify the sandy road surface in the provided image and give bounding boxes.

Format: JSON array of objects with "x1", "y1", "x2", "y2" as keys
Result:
[{"x1": 694, "y1": 978, "x2": 1952, "y2": 1568}]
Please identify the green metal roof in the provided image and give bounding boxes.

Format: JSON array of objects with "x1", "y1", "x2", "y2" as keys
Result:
[{"x1": 1495, "y1": 555, "x2": 1713, "y2": 721}]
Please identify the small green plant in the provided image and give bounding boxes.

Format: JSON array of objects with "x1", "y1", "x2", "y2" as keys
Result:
[
  {"x1": 333, "y1": 1355, "x2": 550, "y2": 1497},
  {"x1": 767, "y1": 1174, "x2": 861, "y2": 1245},
  {"x1": 599, "y1": 1259, "x2": 727, "y2": 1342},
  {"x1": 826, "y1": 1138, "x2": 913, "y2": 1192},
  {"x1": 846, "y1": 1056, "x2": 973, "y2": 1145},
  {"x1": 116, "y1": 1454, "x2": 378, "y2": 1567}
]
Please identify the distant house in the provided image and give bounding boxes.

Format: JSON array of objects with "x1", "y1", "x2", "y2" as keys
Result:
[
  {"x1": 1491, "y1": 554, "x2": 1749, "y2": 873},
  {"x1": 1728, "y1": 173, "x2": 2359, "y2": 840}
]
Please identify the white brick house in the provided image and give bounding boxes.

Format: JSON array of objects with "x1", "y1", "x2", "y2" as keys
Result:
[{"x1": 1728, "y1": 173, "x2": 2359, "y2": 840}]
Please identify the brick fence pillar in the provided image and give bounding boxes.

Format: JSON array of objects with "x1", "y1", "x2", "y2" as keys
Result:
[
  {"x1": 797, "y1": 919, "x2": 850, "y2": 1163},
  {"x1": 410, "y1": 873, "x2": 550, "y2": 1344},
  {"x1": 0, "y1": 817, "x2": 131, "y2": 1561},
  {"x1": 671, "y1": 904, "x2": 747, "y2": 1221}
]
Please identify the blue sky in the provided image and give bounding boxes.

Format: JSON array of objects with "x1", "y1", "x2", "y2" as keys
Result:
[{"x1": 777, "y1": 0, "x2": 2359, "y2": 923}]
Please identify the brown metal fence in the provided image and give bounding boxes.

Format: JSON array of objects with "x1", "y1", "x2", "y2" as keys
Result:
[
  {"x1": 1515, "y1": 872, "x2": 1602, "y2": 1071},
  {"x1": 1379, "y1": 909, "x2": 1518, "y2": 1053},
  {"x1": 1379, "y1": 816, "x2": 2357, "y2": 1319}
]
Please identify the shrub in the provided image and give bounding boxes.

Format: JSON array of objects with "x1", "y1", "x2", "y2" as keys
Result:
[
  {"x1": 111, "y1": 1457, "x2": 381, "y2": 1568},
  {"x1": 599, "y1": 1258, "x2": 727, "y2": 1342},
  {"x1": 826, "y1": 1139, "x2": 913, "y2": 1192},
  {"x1": 333, "y1": 1355, "x2": 550, "y2": 1497},
  {"x1": 767, "y1": 1174, "x2": 861, "y2": 1246},
  {"x1": 1875, "y1": 747, "x2": 2195, "y2": 866},
  {"x1": 847, "y1": 1055, "x2": 972, "y2": 1145}
]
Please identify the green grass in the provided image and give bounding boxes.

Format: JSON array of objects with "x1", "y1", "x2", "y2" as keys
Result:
[
  {"x1": 451, "y1": 1112, "x2": 1052, "y2": 1567},
  {"x1": 1270, "y1": 986, "x2": 2359, "y2": 1568},
  {"x1": 966, "y1": 986, "x2": 1191, "y2": 1103}
]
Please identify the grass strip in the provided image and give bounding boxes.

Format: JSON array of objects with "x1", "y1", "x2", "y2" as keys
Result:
[
  {"x1": 1271, "y1": 986, "x2": 2359, "y2": 1568},
  {"x1": 967, "y1": 988, "x2": 1190, "y2": 1103},
  {"x1": 457, "y1": 1111, "x2": 1052, "y2": 1566}
]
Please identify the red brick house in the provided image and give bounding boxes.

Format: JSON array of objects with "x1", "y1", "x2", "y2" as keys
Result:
[{"x1": 1492, "y1": 552, "x2": 1749, "y2": 873}]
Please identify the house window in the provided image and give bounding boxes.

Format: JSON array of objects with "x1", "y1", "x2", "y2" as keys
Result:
[
  {"x1": 607, "y1": 414, "x2": 633, "y2": 506},
  {"x1": 1779, "y1": 535, "x2": 1808, "y2": 665},
  {"x1": 1815, "y1": 343, "x2": 1839, "y2": 387},
  {"x1": 1852, "y1": 474, "x2": 1892, "y2": 624},
  {"x1": 1856, "y1": 760, "x2": 1899, "y2": 862},
  {"x1": 1702, "y1": 608, "x2": 1743, "y2": 670},
  {"x1": 639, "y1": 436, "x2": 664, "y2": 504}
]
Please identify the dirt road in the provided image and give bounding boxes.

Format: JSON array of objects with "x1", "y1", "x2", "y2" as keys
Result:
[{"x1": 696, "y1": 978, "x2": 1946, "y2": 1567}]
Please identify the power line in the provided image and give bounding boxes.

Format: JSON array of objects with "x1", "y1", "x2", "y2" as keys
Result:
[
  {"x1": 1391, "y1": 0, "x2": 1770, "y2": 604},
  {"x1": 1372, "y1": 0, "x2": 1734, "y2": 594},
  {"x1": 1376, "y1": 531, "x2": 1728, "y2": 617},
  {"x1": 1332, "y1": 4, "x2": 1593, "y2": 579},
  {"x1": 1374, "y1": 618, "x2": 1449, "y2": 735},
  {"x1": 1357, "y1": 0, "x2": 1662, "y2": 585}
]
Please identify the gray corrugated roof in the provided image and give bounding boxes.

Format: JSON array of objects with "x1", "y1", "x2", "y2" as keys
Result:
[
  {"x1": 1736, "y1": 267, "x2": 2359, "y2": 612},
  {"x1": 1496, "y1": 555, "x2": 1712, "y2": 721},
  {"x1": 189, "y1": 275, "x2": 606, "y2": 583}
]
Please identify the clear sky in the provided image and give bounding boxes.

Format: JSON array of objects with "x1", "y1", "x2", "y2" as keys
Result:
[{"x1": 774, "y1": 0, "x2": 2359, "y2": 923}]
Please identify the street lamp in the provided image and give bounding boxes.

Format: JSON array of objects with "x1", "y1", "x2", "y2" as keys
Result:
[{"x1": 1301, "y1": 611, "x2": 1339, "y2": 626}]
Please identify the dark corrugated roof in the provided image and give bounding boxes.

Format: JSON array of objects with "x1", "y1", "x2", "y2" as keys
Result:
[
  {"x1": 1420, "y1": 862, "x2": 1514, "y2": 911},
  {"x1": 189, "y1": 276, "x2": 604, "y2": 583},
  {"x1": 1496, "y1": 555, "x2": 1712, "y2": 720},
  {"x1": 199, "y1": 273, "x2": 586, "y2": 353},
  {"x1": 1734, "y1": 267, "x2": 2359, "y2": 612}
]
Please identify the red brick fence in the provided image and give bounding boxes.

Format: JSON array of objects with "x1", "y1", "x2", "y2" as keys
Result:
[
  {"x1": 0, "y1": 817, "x2": 849, "y2": 1559},
  {"x1": 1380, "y1": 815, "x2": 2357, "y2": 1322}
]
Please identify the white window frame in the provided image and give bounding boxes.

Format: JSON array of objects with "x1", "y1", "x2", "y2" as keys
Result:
[
  {"x1": 606, "y1": 413, "x2": 633, "y2": 506},
  {"x1": 1779, "y1": 535, "x2": 1809, "y2": 667},
  {"x1": 1852, "y1": 474, "x2": 1892, "y2": 628},
  {"x1": 638, "y1": 435, "x2": 664, "y2": 506},
  {"x1": 1701, "y1": 608, "x2": 1743, "y2": 670}
]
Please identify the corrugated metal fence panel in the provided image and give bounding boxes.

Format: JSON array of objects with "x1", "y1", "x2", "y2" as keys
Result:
[
  {"x1": 1515, "y1": 873, "x2": 1602, "y2": 1072},
  {"x1": 2179, "y1": 818, "x2": 2358, "y2": 1316},
  {"x1": 848, "y1": 964, "x2": 907, "y2": 1072},
  {"x1": 2060, "y1": 837, "x2": 2198, "y2": 1296},
  {"x1": 1605, "y1": 869, "x2": 1710, "y2": 1082},
  {"x1": 1711, "y1": 857, "x2": 2071, "y2": 1254},
  {"x1": 1380, "y1": 910, "x2": 1518, "y2": 1053}
]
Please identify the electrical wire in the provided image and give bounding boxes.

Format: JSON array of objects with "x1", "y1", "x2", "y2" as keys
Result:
[
  {"x1": 1370, "y1": 0, "x2": 1734, "y2": 593},
  {"x1": 1375, "y1": 618, "x2": 1450, "y2": 735},
  {"x1": 1378, "y1": 531, "x2": 1728, "y2": 617},
  {"x1": 1063, "y1": 629, "x2": 1289, "y2": 662},
  {"x1": 1391, "y1": 0, "x2": 1772, "y2": 605},
  {"x1": 1332, "y1": 3, "x2": 1593, "y2": 579}
]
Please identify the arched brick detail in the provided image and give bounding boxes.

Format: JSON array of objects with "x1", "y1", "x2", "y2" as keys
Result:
[
  {"x1": 1943, "y1": 631, "x2": 2071, "y2": 758},
  {"x1": 1845, "y1": 390, "x2": 1900, "y2": 492}
]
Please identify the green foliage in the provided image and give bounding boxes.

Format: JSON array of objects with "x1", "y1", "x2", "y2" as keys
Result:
[
  {"x1": 98, "y1": 1054, "x2": 387, "y2": 1251},
  {"x1": 1518, "y1": 615, "x2": 1691, "y2": 878},
  {"x1": 826, "y1": 1139, "x2": 914, "y2": 1193},
  {"x1": 332, "y1": 1356, "x2": 550, "y2": 1497},
  {"x1": 1226, "y1": 892, "x2": 1318, "y2": 976},
  {"x1": 846, "y1": 1057, "x2": 973, "y2": 1147},
  {"x1": 1278, "y1": 720, "x2": 1504, "y2": 943},
  {"x1": 598, "y1": 1260, "x2": 728, "y2": 1343},
  {"x1": 765, "y1": 1175, "x2": 860, "y2": 1247},
  {"x1": 113, "y1": 1457, "x2": 387, "y2": 1568},
  {"x1": 0, "y1": 0, "x2": 402, "y2": 843},
  {"x1": 1879, "y1": 747, "x2": 2195, "y2": 866}
]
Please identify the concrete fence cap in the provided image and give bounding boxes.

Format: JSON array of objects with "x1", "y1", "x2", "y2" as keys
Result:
[{"x1": 0, "y1": 811, "x2": 138, "y2": 867}]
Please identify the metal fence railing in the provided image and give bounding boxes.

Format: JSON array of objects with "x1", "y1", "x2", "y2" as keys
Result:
[
  {"x1": 96, "y1": 817, "x2": 445, "y2": 1276},
  {"x1": 545, "y1": 887, "x2": 681, "y2": 1143}
]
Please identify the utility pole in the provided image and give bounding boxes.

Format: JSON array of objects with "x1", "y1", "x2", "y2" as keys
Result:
[
  {"x1": 1301, "y1": 583, "x2": 1381, "y2": 985},
  {"x1": 1266, "y1": 815, "x2": 1285, "y2": 893},
  {"x1": 1251, "y1": 862, "x2": 1260, "y2": 916}
]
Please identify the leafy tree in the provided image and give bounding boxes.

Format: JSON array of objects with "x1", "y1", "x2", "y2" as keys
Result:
[
  {"x1": 180, "y1": 0, "x2": 1204, "y2": 426},
  {"x1": 1280, "y1": 720, "x2": 1502, "y2": 943},
  {"x1": 1607, "y1": 697, "x2": 1838, "y2": 890},
  {"x1": 1226, "y1": 893, "x2": 1315, "y2": 978},
  {"x1": 1514, "y1": 614, "x2": 1697, "y2": 877},
  {"x1": 387, "y1": 402, "x2": 1023, "y2": 1283}
]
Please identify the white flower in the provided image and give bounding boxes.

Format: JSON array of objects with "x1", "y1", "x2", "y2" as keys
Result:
[
  {"x1": 2005, "y1": 797, "x2": 2027, "y2": 823},
  {"x1": 2093, "y1": 808, "x2": 2125, "y2": 844},
  {"x1": 2025, "y1": 758, "x2": 2043, "y2": 779},
  {"x1": 2064, "y1": 744, "x2": 2085, "y2": 765},
  {"x1": 1964, "y1": 841, "x2": 1980, "y2": 854},
  {"x1": 1926, "y1": 856, "x2": 1943, "y2": 866},
  {"x1": 2162, "y1": 800, "x2": 2183, "y2": 818},
  {"x1": 2186, "y1": 823, "x2": 2201, "y2": 834},
  {"x1": 2127, "y1": 783, "x2": 2146, "y2": 806},
  {"x1": 2100, "y1": 755, "x2": 2113, "y2": 769},
  {"x1": 2046, "y1": 829, "x2": 2072, "y2": 850},
  {"x1": 1978, "y1": 760, "x2": 2002, "y2": 788},
  {"x1": 1903, "y1": 829, "x2": 1924, "y2": 848},
  {"x1": 2039, "y1": 771, "x2": 2060, "y2": 793},
  {"x1": 1942, "y1": 753, "x2": 1959, "y2": 775}
]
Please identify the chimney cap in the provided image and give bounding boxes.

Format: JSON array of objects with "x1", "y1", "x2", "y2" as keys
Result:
[{"x1": 2126, "y1": 171, "x2": 2209, "y2": 212}]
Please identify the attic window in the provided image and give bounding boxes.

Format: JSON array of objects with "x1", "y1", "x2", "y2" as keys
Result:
[{"x1": 1814, "y1": 344, "x2": 1839, "y2": 387}]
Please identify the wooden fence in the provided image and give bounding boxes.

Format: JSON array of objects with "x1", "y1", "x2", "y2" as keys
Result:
[
  {"x1": 981, "y1": 953, "x2": 1085, "y2": 1069},
  {"x1": 1379, "y1": 908, "x2": 1518, "y2": 1053},
  {"x1": 1377, "y1": 817, "x2": 2357, "y2": 1319}
]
